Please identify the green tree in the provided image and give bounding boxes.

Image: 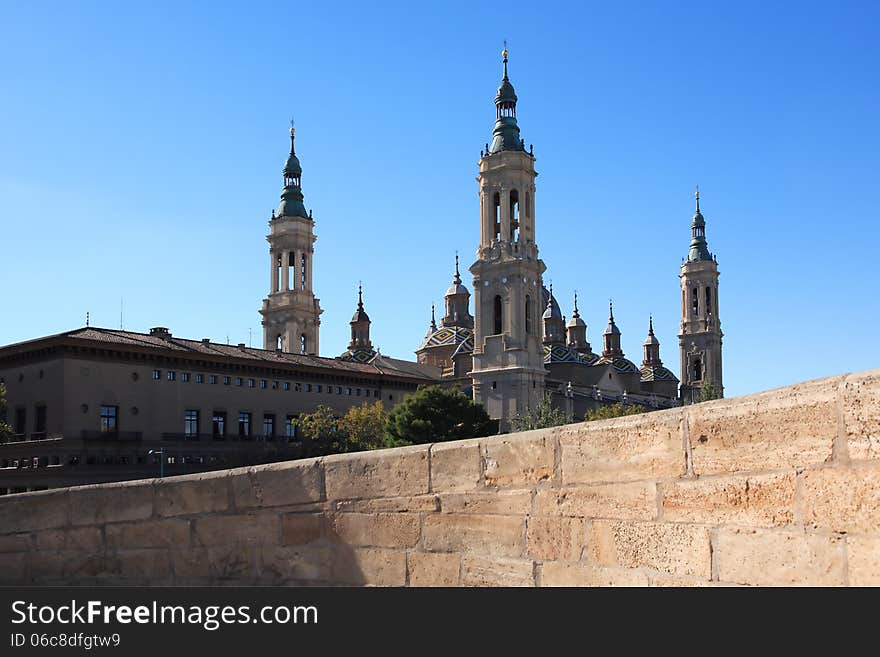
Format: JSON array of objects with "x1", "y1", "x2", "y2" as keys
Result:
[
  {"x1": 0, "y1": 383, "x2": 11, "y2": 441},
  {"x1": 339, "y1": 401, "x2": 390, "y2": 452},
  {"x1": 295, "y1": 404, "x2": 344, "y2": 456},
  {"x1": 583, "y1": 402, "x2": 648, "y2": 422},
  {"x1": 509, "y1": 393, "x2": 567, "y2": 432},
  {"x1": 698, "y1": 383, "x2": 721, "y2": 402},
  {"x1": 385, "y1": 385, "x2": 494, "y2": 445}
]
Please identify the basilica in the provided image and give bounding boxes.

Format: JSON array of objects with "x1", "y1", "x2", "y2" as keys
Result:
[{"x1": 264, "y1": 49, "x2": 725, "y2": 429}]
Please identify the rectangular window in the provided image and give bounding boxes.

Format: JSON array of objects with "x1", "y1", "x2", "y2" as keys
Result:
[
  {"x1": 317, "y1": 384, "x2": 323, "y2": 393},
  {"x1": 345, "y1": 387, "x2": 352, "y2": 396},
  {"x1": 196, "y1": 373, "x2": 204, "y2": 383},
  {"x1": 34, "y1": 405, "x2": 47, "y2": 433},
  {"x1": 306, "y1": 383, "x2": 312, "y2": 392},
  {"x1": 223, "y1": 376, "x2": 231, "y2": 385},
  {"x1": 336, "y1": 386, "x2": 342, "y2": 395},
  {"x1": 263, "y1": 414, "x2": 275, "y2": 437},
  {"x1": 283, "y1": 382, "x2": 290, "y2": 391},
  {"x1": 356, "y1": 388, "x2": 361, "y2": 396},
  {"x1": 272, "y1": 381, "x2": 279, "y2": 390},
  {"x1": 238, "y1": 412, "x2": 251, "y2": 437},
  {"x1": 212, "y1": 411, "x2": 226, "y2": 436},
  {"x1": 294, "y1": 383, "x2": 302, "y2": 392},
  {"x1": 235, "y1": 377, "x2": 243, "y2": 387},
  {"x1": 260, "y1": 380, "x2": 268, "y2": 389},
  {"x1": 374, "y1": 390, "x2": 380, "y2": 398},
  {"x1": 13, "y1": 407, "x2": 26, "y2": 435},
  {"x1": 184, "y1": 410, "x2": 199, "y2": 437},
  {"x1": 248, "y1": 378, "x2": 255, "y2": 388},
  {"x1": 167, "y1": 371, "x2": 176, "y2": 381},
  {"x1": 209, "y1": 375, "x2": 217, "y2": 385},
  {"x1": 152, "y1": 370, "x2": 161, "y2": 380},
  {"x1": 181, "y1": 372, "x2": 191, "y2": 382},
  {"x1": 99, "y1": 405, "x2": 118, "y2": 433},
  {"x1": 286, "y1": 415, "x2": 298, "y2": 439}
]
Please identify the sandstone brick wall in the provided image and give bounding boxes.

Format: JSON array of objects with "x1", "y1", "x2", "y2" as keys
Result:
[{"x1": 0, "y1": 369, "x2": 878, "y2": 586}]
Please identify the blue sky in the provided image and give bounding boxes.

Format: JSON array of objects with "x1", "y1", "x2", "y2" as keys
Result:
[{"x1": 1, "y1": 1, "x2": 877, "y2": 398}]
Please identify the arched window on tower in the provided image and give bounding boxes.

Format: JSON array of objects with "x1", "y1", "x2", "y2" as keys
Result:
[
  {"x1": 525, "y1": 191, "x2": 531, "y2": 219},
  {"x1": 301, "y1": 253, "x2": 308, "y2": 290},
  {"x1": 276, "y1": 335, "x2": 282, "y2": 350},
  {"x1": 300, "y1": 334, "x2": 307, "y2": 354},
  {"x1": 705, "y1": 286, "x2": 712, "y2": 315},
  {"x1": 692, "y1": 358, "x2": 702, "y2": 382},
  {"x1": 276, "y1": 255, "x2": 283, "y2": 293},
  {"x1": 493, "y1": 192, "x2": 501, "y2": 241},
  {"x1": 493, "y1": 295, "x2": 503, "y2": 335},
  {"x1": 525, "y1": 295, "x2": 532, "y2": 334},
  {"x1": 692, "y1": 287, "x2": 699, "y2": 316},
  {"x1": 287, "y1": 252, "x2": 296, "y2": 291},
  {"x1": 509, "y1": 189, "x2": 519, "y2": 241}
]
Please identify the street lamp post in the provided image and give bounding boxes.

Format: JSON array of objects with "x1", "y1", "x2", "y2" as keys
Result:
[{"x1": 148, "y1": 448, "x2": 165, "y2": 478}]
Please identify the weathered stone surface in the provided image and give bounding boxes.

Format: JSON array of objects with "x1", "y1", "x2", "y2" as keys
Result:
[
  {"x1": 560, "y1": 410, "x2": 684, "y2": 484},
  {"x1": 688, "y1": 377, "x2": 839, "y2": 475},
  {"x1": 328, "y1": 512, "x2": 420, "y2": 548},
  {"x1": 847, "y1": 535, "x2": 880, "y2": 586},
  {"x1": 422, "y1": 514, "x2": 524, "y2": 557},
  {"x1": 63, "y1": 551, "x2": 108, "y2": 579},
  {"x1": 527, "y1": 517, "x2": 585, "y2": 561},
  {"x1": 193, "y1": 514, "x2": 278, "y2": 547},
  {"x1": 281, "y1": 514, "x2": 323, "y2": 546},
  {"x1": 483, "y1": 430, "x2": 555, "y2": 488},
  {"x1": 334, "y1": 495, "x2": 439, "y2": 513},
  {"x1": 0, "y1": 489, "x2": 69, "y2": 531},
  {"x1": 439, "y1": 490, "x2": 531, "y2": 515},
  {"x1": 113, "y1": 549, "x2": 172, "y2": 579},
  {"x1": 662, "y1": 472, "x2": 797, "y2": 527},
  {"x1": 0, "y1": 533, "x2": 30, "y2": 553},
  {"x1": 324, "y1": 445, "x2": 429, "y2": 501},
  {"x1": 332, "y1": 548, "x2": 407, "y2": 586},
  {"x1": 0, "y1": 553, "x2": 27, "y2": 582},
  {"x1": 106, "y1": 519, "x2": 190, "y2": 549},
  {"x1": 407, "y1": 551, "x2": 460, "y2": 586},
  {"x1": 534, "y1": 482, "x2": 656, "y2": 520},
  {"x1": 540, "y1": 561, "x2": 650, "y2": 587},
  {"x1": 155, "y1": 474, "x2": 229, "y2": 517},
  {"x1": 460, "y1": 555, "x2": 534, "y2": 586},
  {"x1": 172, "y1": 546, "x2": 256, "y2": 580},
  {"x1": 802, "y1": 464, "x2": 880, "y2": 533},
  {"x1": 259, "y1": 545, "x2": 334, "y2": 583},
  {"x1": 843, "y1": 370, "x2": 880, "y2": 460},
  {"x1": 71, "y1": 482, "x2": 153, "y2": 525},
  {"x1": 714, "y1": 528, "x2": 847, "y2": 586},
  {"x1": 431, "y1": 441, "x2": 481, "y2": 492},
  {"x1": 232, "y1": 459, "x2": 324, "y2": 510},
  {"x1": 589, "y1": 520, "x2": 711, "y2": 580}
]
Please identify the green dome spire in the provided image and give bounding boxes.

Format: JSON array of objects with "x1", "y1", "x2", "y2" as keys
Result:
[
  {"x1": 278, "y1": 124, "x2": 309, "y2": 219},
  {"x1": 687, "y1": 187, "x2": 713, "y2": 262},
  {"x1": 489, "y1": 47, "x2": 526, "y2": 155}
]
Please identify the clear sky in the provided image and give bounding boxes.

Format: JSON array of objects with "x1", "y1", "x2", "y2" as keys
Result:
[{"x1": 1, "y1": 1, "x2": 877, "y2": 398}]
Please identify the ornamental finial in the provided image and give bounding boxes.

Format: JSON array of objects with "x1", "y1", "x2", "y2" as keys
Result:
[{"x1": 502, "y1": 40, "x2": 509, "y2": 79}]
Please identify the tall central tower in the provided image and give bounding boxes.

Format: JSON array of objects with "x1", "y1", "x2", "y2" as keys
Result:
[
  {"x1": 469, "y1": 49, "x2": 547, "y2": 430},
  {"x1": 260, "y1": 126, "x2": 323, "y2": 354}
]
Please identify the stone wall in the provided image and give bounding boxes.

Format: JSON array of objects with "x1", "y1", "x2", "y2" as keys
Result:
[{"x1": 0, "y1": 369, "x2": 878, "y2": 586}]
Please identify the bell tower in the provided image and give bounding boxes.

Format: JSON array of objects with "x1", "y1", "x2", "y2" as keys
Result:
[
  {"x1": 469, "y1": 48, "x2": 547, "y2": 430},
  {"x1": 679, "y1": 189, "x2": 723, "y2": 403},
  {"x1": 260, "y1": 124, "x2": 323, "y2": 354}
]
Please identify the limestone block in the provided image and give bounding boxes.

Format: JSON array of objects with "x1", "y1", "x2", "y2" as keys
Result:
[
  {"x1": 439, "y1": 490, "x2": 532, "y2": 515},
  {"x1": 589, "y1": 520, "x2": 711, "y2": 580},
  {"x1": 688, "y1": 377, "x2": 839, "y2": 475},
  {"x1": 527, "y1": 517, "x2": 585, "y2": 561},
  {"x1": 71, "y1": 482, "x2": 154, "y2": 525},
  {"x1": 193, "y1": 514, "x2": 279, "y2": 547},
  {"x1": 407, "y1": 551, "x2": 460, "y2": 586},
  {"x1": 0, "y1": 489, "x2": 69, "y2": 531},
  {"x1": 281, "y1": 514, "x2": 323, "y2": 546},
  {"x1": 324, "y1": 445, "x2": 429, "y2": 501},
  {"x1": 534, "y1": 482, "x2": 657, "y2": 521},
  {"x1": 62, "y1": 551, "x2": 108, "y2": 579},
  {"x1": 172, "y1": 545, "x2": 257, "y2": 580},
  {"x1": 29, "y1": 551, "x2": 65, "y2": 581},
  {"x1": 842, "y1": 370, "x2": 880, "y2": 460},
  {"x1": 847, "y1": 535, "x2": 880, "y2": 586},
  {"x1": 32, "y1": 527, "x2": 101, "y2": 553},
  {"x1": 232, "y1": 459, "x2": 324, "y2": 510},
  {"x1": 112, "y1": 548, "x2": 172, "y2": 579},
  {"x1": 155, "y1": 474, "x2": 229, "y2": 518},
  {"x1": 431, "y1": 441, "x2": 482, "y2": 492},
  {"x1": 540, "y1": 561, "x2": 649, "y2": 587},
  {"x1": 483, "y1": 429, "x2": 555, "y2": 488},
  {"x1": 662, "y1": 472, "x2": 797, "y2": 527},
  {"x1": 460, "y1": 555, "x2": 535, "y2": 587},
  {"x1": 0, "y1": 553, "x2": 27, "y2": 582},
  {"x1": 714, "y1": 527, "x2": 846, "y2": 586},
  {"x1": 328, "y1": 512, "x2": 420, "y2": 548},
  {"x1": 334, "y1": 495, "x2": 439, "y2": 513},
  {"x1": 422, "y1": 514, "x2": 524, "y2": 557},
  {"x1": 259, "y1": 545, "x2": 334, "y2": 583},
  {"x1": 802, "y1": 464, "x2": 880, "y2": 533},
  {"x1": 559, "y1": 409, "x2": 684, "y2": 485},
  {"x1": 0, "y1": 533, "x2": 30, "y2": 553},
  {"x1": 332, "y1": 548, "x2": 407, "y2": 586},
  {"x1": 106, "y1": 519, "x2": 190, "y2": 549}
]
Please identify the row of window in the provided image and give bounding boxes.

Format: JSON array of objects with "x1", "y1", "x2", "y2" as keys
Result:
[
  {"x1": 150, "y1": 370, "x2": 381, "y2": 399},
  {"x1": 184, "y1": 410, "x2": 298, "y2": 439},
  {"x1": 0, "y1": 453, "x2": 230, "y2": 470}
]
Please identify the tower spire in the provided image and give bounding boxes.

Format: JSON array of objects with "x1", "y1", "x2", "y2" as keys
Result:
[
  {"x1": 430, "y1": 304, "x2": 437, "y2": 332},
  {"x1": 454, "y1": 253, "x2": 461, "y2": 285},
  {"x1": 279, "y1": 122, "x2": 308, "y2": 218},
  {"x1": 502, "y1": 41, "x2": 509, "y2": 80},
  {"x1": 687, "y1": 187, "x2": 712, "y2": 262},
  {"x1": 572, "y1": 291, "x2": 580, "y2": 318},
  {"x1": 488, "y1": 45, "x2": 524, "y2": 154}
]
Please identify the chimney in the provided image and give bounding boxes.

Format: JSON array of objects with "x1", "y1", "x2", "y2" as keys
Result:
[{"x1": 149, "y1": 327, "x2": 171, "y2": 339}]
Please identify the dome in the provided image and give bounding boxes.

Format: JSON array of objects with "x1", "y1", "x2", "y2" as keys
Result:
[
  {"x1": 603, "y1": 321, "x2": 620, "y2": 336},
  {"x1": 643, "y1": 332, "x2": 659, "y2": 346},
  {"x1": 351, "y1": 307, "x2": 370, "y2": 323},
  {"x1": 543, "y1": 295, "x2": 562, "y2": 320},
  {"x1": 284, "y1": 152, "x2": 302, "y2": 178},
  {"x1": 495, "y1": 78, "x2": 517, "y2": 105},
  {"x1": 446, "y1": 282, "x2": 469, "y2": 297},
  {"x1": 567, "y1": 314, "x2": 586, "y2": 329}
]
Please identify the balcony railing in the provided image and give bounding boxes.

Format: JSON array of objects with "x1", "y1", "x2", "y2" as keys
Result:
[{"x1": 80, "y1": 430, "x2": 143, "y2": 441}]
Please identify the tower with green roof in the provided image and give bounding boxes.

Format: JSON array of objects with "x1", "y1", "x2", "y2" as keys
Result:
[
  {"x1": 678, "y1": 189, "x2": 723, "y2": 402},
  {"x1": 259, "y1": 125, "x2": 323, "y2": 354}
]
